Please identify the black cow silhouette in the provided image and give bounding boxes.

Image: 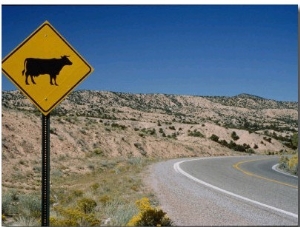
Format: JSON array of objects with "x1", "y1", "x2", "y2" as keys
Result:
[{"x1": 22, "y1": 55, "x2": 72, "y2": 86}]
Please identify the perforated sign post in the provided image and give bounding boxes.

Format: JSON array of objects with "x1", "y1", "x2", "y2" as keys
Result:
[{"x1": 2, "y1": 21, "x2": 93, "y2": 226}]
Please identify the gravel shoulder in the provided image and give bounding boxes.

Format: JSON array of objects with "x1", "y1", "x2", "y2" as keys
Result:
[{"x1": 143, "y1": 157, "x2": 298, "y2": 226}]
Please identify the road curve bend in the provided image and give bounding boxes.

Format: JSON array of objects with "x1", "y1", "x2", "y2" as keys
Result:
[{"x1": 144, "y1": 155, "x2": 298, "y2": 226}]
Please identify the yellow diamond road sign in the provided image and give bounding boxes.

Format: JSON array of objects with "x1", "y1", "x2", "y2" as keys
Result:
[{"x1": 2, "y1": 21, "x2": 93, "y2": 115}]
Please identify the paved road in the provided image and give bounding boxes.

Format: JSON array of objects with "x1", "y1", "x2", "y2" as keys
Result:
[{"x1": 146, "y1": 155, "x2": 298, "y2": 226}]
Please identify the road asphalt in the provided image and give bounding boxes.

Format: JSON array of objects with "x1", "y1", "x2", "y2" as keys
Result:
[{"x1": 145, "y1": 155, "x2": 298, "y2": 226}]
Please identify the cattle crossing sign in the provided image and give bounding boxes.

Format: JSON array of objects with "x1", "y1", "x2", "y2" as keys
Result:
[
  {"x1": 2, "y1": 21, "x2": 93, "y2": 115},
  {"x1": 2, "y1": 21, "x2": 93, "y2": 226}
]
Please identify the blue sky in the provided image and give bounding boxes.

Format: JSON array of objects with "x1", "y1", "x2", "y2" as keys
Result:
[{"x1": 1, "y1": 5, "x2": 298, "y2": 101}]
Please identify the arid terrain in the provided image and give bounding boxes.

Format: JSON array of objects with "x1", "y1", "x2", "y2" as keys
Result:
[
  {"x1": 2, "y1": 90, "x2": 298, "y2": 191},
  {"x1": 1, "y1": 90, "x2": 298, "y2": 225}
]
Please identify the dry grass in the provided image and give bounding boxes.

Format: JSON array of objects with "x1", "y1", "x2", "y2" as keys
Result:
[{"x1": 2, "y1": 156, "x2": 162, "y2": 226}]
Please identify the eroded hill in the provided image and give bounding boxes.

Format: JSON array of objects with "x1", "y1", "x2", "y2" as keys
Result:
[{"x1": 2, "y1": 90, "x2": 298, "y2": 192}]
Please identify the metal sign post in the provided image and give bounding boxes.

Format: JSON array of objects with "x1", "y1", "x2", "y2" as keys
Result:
[
  {"x1": 2, "y1": 21, "x2": 93, "y2": 226},
  {"x1": 41, "y1": 114, "x2": 50, "y2": 226}
]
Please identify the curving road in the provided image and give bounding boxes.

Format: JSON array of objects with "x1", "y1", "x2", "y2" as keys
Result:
[{"x1": 145, "y1": 155, "x2": 298, "y2": 226}]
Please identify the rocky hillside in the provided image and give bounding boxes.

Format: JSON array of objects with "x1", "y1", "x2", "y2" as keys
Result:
[
  {"x1": 3, "y1": 90, "x2": 298, "y2": 128},
  {"x1": 2, "y1": 90, "x2": 298, "y2": 191}
]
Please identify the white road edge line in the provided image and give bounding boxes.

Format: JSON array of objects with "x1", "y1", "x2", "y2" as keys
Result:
[
  {"x1": 272, "y1": 164, "x2": 298, "y2": 178},
  {"x1": 173, "y1": 159, "x2": 298, "y2": 219}
]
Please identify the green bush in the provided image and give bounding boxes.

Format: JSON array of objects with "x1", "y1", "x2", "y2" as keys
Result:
[{"x1": 210, "y1": 134, "x2": 219, "y2": 142}]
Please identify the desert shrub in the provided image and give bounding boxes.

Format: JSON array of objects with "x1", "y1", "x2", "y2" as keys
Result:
[
  {"x1": 279, "y1": 154, "x2": 298, "y2": 175},
  {"x1": 2, "y1": 194, "x2": 12, "y2": 216},
  {"x1": 169, "y1": 126, "x2": 176, "y2": 130},
  {"x1": 33, "y1": 165, "x2": 42, "y2": 173},
  {"x1": 2, "y1": 189, "x2": 20, "y2": 216},
  {"x1": 291, "y1": 133, "x2": 298, "y2": 149},
  {"x1": 219, "y1": 139, "x2": 228, "y2": 146},
  {"x1": 141, "y1": 128, "x2": 156, "y2": 136},
  {"x1": 159, "y1": 128, "x2": 167, "y2": 137},
  {"x1": 77, "y1": 198, "x2": 97, "y2": 214},
  {"x1": 126, "y1": 157, "x2": 145, "y2": 166},
  {"x1": 51, "y1": 205, "x2": 100, "y2": 226},
  {"x1": 243, "y1": 143, "x2": 251, "y2": 150},
  {"x1": 90, "y1": 183, "x2": 100, "y2": 192},
  {"x1": 2, "y1": 192, "x2": 18, "y2": 216},
  {"x1": 188, "y1": 129, "x2": 204, "y2": 138},
  {"x1": 279, "y1": 156, "x2": 289, "y2": 169},
  {"x1": 2, "y1": 193, "x2": 40, "y2": 226},
  {"x1": 246, "y1": 148, "x2": 255, "y2": 154},
  {"x1": 99, "y1": 195, "x2": 111, "y2": 206},
  {"x1": 134, "y1": 142, "x2": 142, "y2": 149},
  {"x1": 52, "y1": 169, "x2": 63, "y2": 177},
  {"x1": 139, "y1": 133, "x2": 145, "y2": 138},
  {"x1": 263, "y1": 137, "x2": 272, "y2": 143},
  {"x1": 50, "y1": 217, "x2": 77, "y2": 226},
  {"x1": 231, "y1": 131, "x2": 239, "y2": 141},
  {"x1": 71, "y1": 189, "x2": 84, "y2": 197},
  {"x1": 103, "y1": 199, "x2": 137, "y2": 225},
  {"x1": 210, "y1": 134, "x2": 219, "y2": 142},
  {"x1": 149, "y1": 128, "x2": 156, "y2": 135},
  {"x1": 127, "y1": 197, "x2": 172, "y2": 226},
  {"x1": 134, "y1": 143, "x2": 147, "y2": 156},
  {"x1": 288, "y1": 154, "x2": 298, "y2": 175},
  {"x1": 93, "y1": 148, "x2": 104, "y2": 156},
  {"x1": 111, "y1": 123, "x2": 127, "y2": 130},
  {"x1": 14, "y1": 215, "x2": 40, "y2": 226},
  {"x1": 18, "y1": 194, "x2": 41, "y2": 219},
  {"x1": 167, "y1": 133, "x2": 177, "y2": 140},
  {"x1": 139, "y1": 149, "x2": 147, "y2": 156}
]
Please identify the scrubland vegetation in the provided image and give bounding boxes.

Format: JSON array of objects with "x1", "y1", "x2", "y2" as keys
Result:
[
  {"x1": 2, "y1": 156, "x2": 173, "y2": 226},
  {"x1": 279, "y1": 153, "x2": 298, "y2": 176},
  {"x1": 278, "y1": 132, "x2": 298, "y2": 176}
]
